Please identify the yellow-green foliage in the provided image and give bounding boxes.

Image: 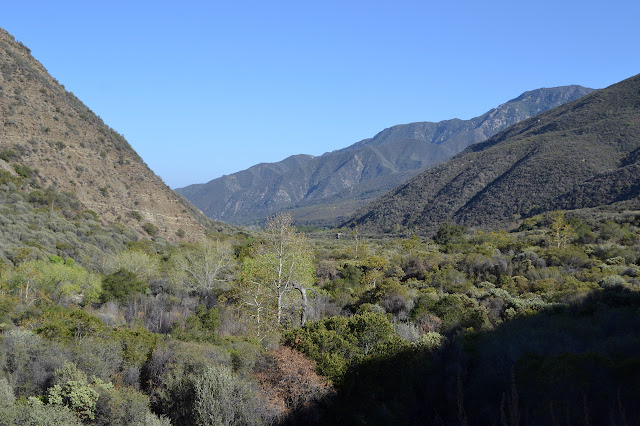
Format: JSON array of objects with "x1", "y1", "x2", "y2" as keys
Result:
[{"x1": 1, "y1": 259, "x2": 101, "y2": 306}]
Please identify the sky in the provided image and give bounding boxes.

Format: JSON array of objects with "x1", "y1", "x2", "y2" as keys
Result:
[{"x1": 2, "y1": 1, "x2": 639, "y2": 188}]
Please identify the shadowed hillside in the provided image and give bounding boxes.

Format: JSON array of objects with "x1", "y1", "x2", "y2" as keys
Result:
[{"x1": 349, "y1": 73, "x2": 640, "y2": 234}]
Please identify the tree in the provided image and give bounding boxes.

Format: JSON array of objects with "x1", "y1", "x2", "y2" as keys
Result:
[
  {"x1": 434, "y1": 222, "x2": 467, "y2": 246},
  {"x1": 47, "y1": 363, "x2": 99, "y2": 422},
  {"x1": 173, "y1": 239, "x2": 235, "y2": 302},
  {"x1": 11, "y1": 397, "x2": 81, "y2": 425},
  {"x1": 104, "y1": 249, "x2": 160, "y2": 283},
  {"x1": 360, "y1": 255, "x2": 388, "y2": 289},
  {"x1": 101, "y1": 269, "x2": 149, "y2": 303},
  {"x1": 241, "y1": 213, "x2": 315, "y2": 331},
  {"x1": 549, "y1": 211, "x2": 576, "y2": 248},
  {"x1": 2, "y1": 260, "x2": 101, "y2": 306},
  {"x1": 0, "y1": 376, "x2": 15, "y2": 418}
]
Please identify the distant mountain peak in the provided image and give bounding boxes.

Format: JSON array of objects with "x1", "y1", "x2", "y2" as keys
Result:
[
  {"x1": 347, "y1": 74, "x2": 640, "y2": 234},
  {"x1": 177, "y1": 85, "x2": 594, "y2": 227}
]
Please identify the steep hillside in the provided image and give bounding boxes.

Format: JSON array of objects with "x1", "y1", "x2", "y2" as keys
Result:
[
  {"x1": 0, "y1": 28, "x2": 211, "y2": 240},
  {"x1": 178, "y1": 86, "x2": 593, "y2": 226},
  {"x1": 349, "y1": 73, "x2": 640, "y2": 234}
]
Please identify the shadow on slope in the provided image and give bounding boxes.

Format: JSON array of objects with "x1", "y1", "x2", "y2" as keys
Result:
[{"x1": 282, "y1": 287, "x2": 640, "y2": 425}]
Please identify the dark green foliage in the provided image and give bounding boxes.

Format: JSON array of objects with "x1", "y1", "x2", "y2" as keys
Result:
[
  {"x1": 101, "y1": 269, "x2": 148, "y2": 303},
  {"x1": 427, "y1": 293, "x2": 489, "y2": 332},
  {"x1": 0, "y1": 170, "x2": 22, "y2": 186},
  {"x1": 142, "y1": 222, "x2": 159, "y2": 237},
  {"x1": 320, "y1": 262, "x2": 364, "y2": 305},
  {"x1": 433, "y1": 221, "x2": 467, "y2": 246},
  {"x1": 598, "y1": 220, "x2": 634, "y2": 243},
  {"x1": 567, "y1": 217, "x2": 596, "y2": 243},
  {"x1": 32, "y1": 307, "x2": 105, "y2": 343},
  {"x1": 233, "y1": 240, "x2": 255, "y2": 261},
  {"x1": 516, "y1": 352, "x2": 640, "y2": 425},
  {"x1": 12, "y1": 163, "x2": 34, "y2": 178},
  {"x1": 284, "y1": 311, "x2": 407, "y2": 384},
  {"x1": 170, "y1": 305, "x2": 220, "y2": 343},
  {"x1": 110, "y1": 327, "x2": 158, "y2": 367},
  {"x1": 0, "y1": 295, "x2": 17, "y2": 330},
  {"x1": 93, "y1": 383, "x2": 161, "y2": 426},
  {"x1": 293, "y1": 288, "x2": 640, "y2": 425}
]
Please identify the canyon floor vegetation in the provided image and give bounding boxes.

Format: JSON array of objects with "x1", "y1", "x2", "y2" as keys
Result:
[{"x1": 1, "y1": 169, "x2": 640, "y2": 424}]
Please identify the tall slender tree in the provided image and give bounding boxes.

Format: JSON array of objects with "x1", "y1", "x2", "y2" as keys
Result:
[{"x1": 241, "y1": 213, "x2": 315, "y2": 332}]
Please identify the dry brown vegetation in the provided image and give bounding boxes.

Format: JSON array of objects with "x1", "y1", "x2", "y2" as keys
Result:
[{"x1": 0, "y1": 28, "x2": 209, "y2": 241}]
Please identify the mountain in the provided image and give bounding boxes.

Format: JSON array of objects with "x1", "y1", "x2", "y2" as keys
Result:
[
  {"x1": 0, "y1": 28, "x2": 212, "y2": 240},
  {"x1": 177, "y1": 86, "x2": 594, "y2": 226},
  {"x1": 348, "y1": 73, "x2": 640, "y2": 234}
]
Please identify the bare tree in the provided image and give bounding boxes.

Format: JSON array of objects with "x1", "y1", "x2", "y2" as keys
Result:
[{"x1": 173, "y1": 239, "x2": 236, "y2": 303}]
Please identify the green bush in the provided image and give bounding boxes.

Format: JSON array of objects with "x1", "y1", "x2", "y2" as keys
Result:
[
  {"x1": 47, "y1": 365, "x2": 99, "y2": 422},
  {"x1": 101, "y1": 269, "x2": 148, "y2": 303},
  {"x1": 33, "y1": 307, "x2": 105, "y2": 342},
  {"x1": 93, "y1": 381, "x2": 165, "y2": 426},
  {"x1": 142, "y1": 222, "x2": 159, "y2": 237},
  {"x1": 0, "y1": 149, "x2": 20, "y2": 162},
  {"x1": 284, "y1": 311, "x2": 403, "y2": 383},
  {"x1": 11, "y1": 397, "x2": 81, "y2": 425},
  {"x1": 193, "y1": 364, "x2": 262, "y2": 426},
  {"x1": 170, "y1": 305, "x2": 220, "y2": 343},
  {"x1": 433, "y1": 221, "x2": 467, "y2": 246},
  {"x1": 12, "y1": 163, "x2": 34, "y2": 178}
]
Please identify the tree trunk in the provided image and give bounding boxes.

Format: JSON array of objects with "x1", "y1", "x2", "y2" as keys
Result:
[{"x1": 295, "y1": 285, "x2": 308, "y2": 326}]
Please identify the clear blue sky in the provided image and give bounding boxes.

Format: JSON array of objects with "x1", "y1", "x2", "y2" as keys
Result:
[{"x1": 2, "y1": 1, "x2": 639, "y2": 188}]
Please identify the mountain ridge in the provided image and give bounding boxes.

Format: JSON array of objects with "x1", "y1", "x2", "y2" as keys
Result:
[
  {"x1": 178, "y1": 85, "x2": 594, "y2": 225},
  {"x1": 347, "y1": 73, "x2": 640, "y2": 234}
]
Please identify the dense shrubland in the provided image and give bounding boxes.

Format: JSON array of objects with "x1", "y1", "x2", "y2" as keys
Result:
[
  {"x1": 0, "y1": 168, "x2": 139, "y2": 268},
  {"x1": 285, "y1": 211, "x2": 640, "y2": 424},
  {"x1": 1, "y1": 169, "x2": 639, "y2": 424}
]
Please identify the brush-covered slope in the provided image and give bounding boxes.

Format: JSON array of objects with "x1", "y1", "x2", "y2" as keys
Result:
[
  {"x1": 349, "y1": 73, "x2": 640, "y2": 234},
  {"x1": 0, "y1": 28, "x2": 211, "y2": 240},
  {"x1": 178, "y1": 86, "x2": 593, "y2": 226}
]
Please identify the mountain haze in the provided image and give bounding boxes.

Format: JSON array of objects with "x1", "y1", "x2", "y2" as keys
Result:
[
  {"x1": 0, "y1": 28, "x2": 211, "y2": 240},
  {"x1": 348, "y1": 73, "x2": 640, "y2": 234},
  {"x1": 178, "y1": 86, "x2": 594, "y2": 226}
]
